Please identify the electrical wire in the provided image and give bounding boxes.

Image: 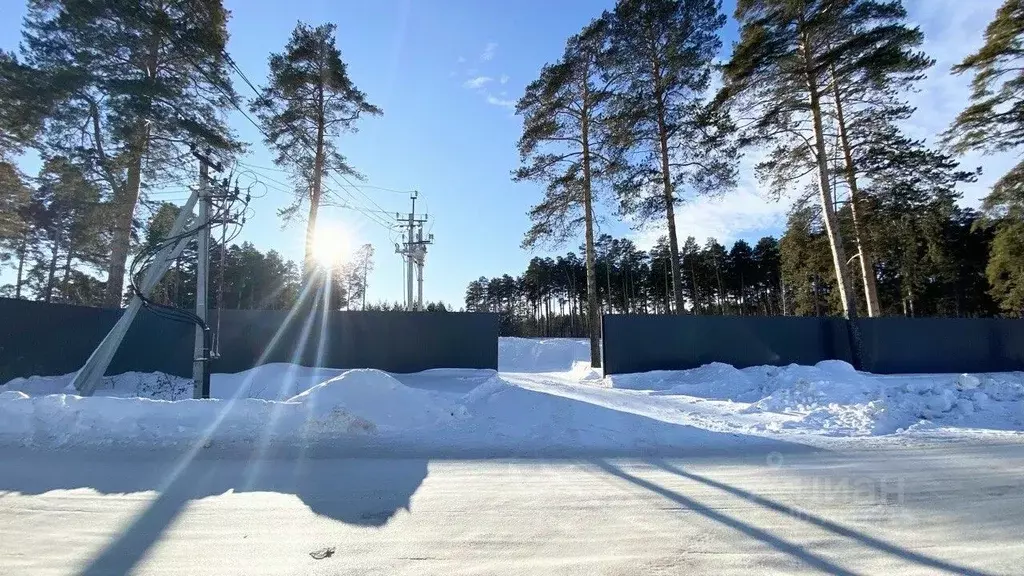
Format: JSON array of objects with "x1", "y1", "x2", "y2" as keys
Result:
[{"x1": 128, "y1": 173, "x2": 250, "y2": 334}]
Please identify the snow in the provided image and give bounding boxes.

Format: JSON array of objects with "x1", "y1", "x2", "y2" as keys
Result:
[
  {"x1": 289, "y1": 369, "x2": 454, "y2": 431},
  {"x1": 498, "y1": 336, "x2": 590, "y2": 372},
  {"x1": 1, "y1": 337, "x2": 1023, "y2": 452}
]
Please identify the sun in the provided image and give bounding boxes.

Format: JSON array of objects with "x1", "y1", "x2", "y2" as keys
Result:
[{"x1": 310, "y1": 224, "x2": 352, "y2": 268}]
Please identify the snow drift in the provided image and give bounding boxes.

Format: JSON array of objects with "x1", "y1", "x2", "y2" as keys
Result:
[
  {"x1": 1, "y1": 338, "x2": 1023, "y2": 451},
  {"x1": 609, "y1": 360, "x2": 1024, "y2": 436}
]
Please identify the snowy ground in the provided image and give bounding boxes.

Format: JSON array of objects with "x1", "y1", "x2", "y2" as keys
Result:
[
  {"x1": 1, "y1": 337, "x2": 1022, "y2": 452},
  {"x1": 3, "y1": 337, "x2": 1024, "y2": 574},
  {"x1": 2, "y1": 445, "x2": 1023, "y2": 575}
]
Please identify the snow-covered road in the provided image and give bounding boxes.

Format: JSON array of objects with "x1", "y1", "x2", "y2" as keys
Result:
[{"x1": 2, "y1": 443, "x2": 1023, "y2": 575}]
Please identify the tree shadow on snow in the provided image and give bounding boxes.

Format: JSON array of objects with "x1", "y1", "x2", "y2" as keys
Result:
[
  {"x1": 592, "y1": 458, "x2": 996, "y2": 576},
  {"x1": 643, "y1": 458, "x2": 994, "y2": 576},
  {"x1": 0, "y1": 449, "x2": 428, "y2": 576}
]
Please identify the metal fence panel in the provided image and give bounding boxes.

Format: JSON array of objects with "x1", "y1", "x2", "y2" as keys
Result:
[
  {"x1": 0, "y1": 298, "x2": 193, "y2": 381},
  {"x1": 602, "y1": 314, "x2": 1024, "y2": 375},
  {"x1": 858, "y1": 317, "x2": 1024, "y2": 374},
  {"x1": 0, "y1": 298, "x2": 498, "y2": 381},
  {"x1": 601, "y1": 314, "x2": 853, "y2": 375},
  {"x1": 209, "y1": 308, "x2": 499, "y2": 374}
]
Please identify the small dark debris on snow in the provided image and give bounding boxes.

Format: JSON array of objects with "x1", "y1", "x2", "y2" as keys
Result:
[{"x1": 310, "y1": 547, "x2": 336, "y2": 560}]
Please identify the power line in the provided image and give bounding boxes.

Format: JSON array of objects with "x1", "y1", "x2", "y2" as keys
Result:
[
  {"x1": 236, "y1": 160, "x2": 416, "y2": 194},
  {"x1": 125, "y1": 1, "x2": 404, "y2": 235},
  {"x1": 212, "y1": 49, "x2": 403, "y2": 230},
  {"x1": 185, "y1": 52, "x2": 395, "y2": 231}
]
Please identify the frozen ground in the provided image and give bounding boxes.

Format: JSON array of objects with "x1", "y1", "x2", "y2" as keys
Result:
[{"x1": 1, "y1": 337, "x2": 1022, "y2": 451}]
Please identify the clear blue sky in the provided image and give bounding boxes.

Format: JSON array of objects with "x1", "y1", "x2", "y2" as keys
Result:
[{"x1": 0, "y1": 0, "x2": 1008, "y2": 307}]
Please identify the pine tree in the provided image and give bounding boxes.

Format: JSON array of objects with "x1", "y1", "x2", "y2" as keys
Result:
[
  {"x1": 251, "y1": 22, "x2": 382, "y2": 273},
  {"x1": 607, "y1": 0, "x2": 735, "y2": 314},
  {"x1": 0, "y1": 162, "x2": 31, "y2": 242},
  {"x1": 25, "y1": 157, "x2": 107, "y2": 303},
  {"x1": 514, "y1": 16, "x2": 617, "y2": 367},
  {"x1": 0, "y1": 51, "x2": 50, "y2": 159},
  {"x1": 350, "y1": 243, "x2": 375, "y2": 309},
  {"x1": 752, "y1": 236, "x2": 782, "y2": 315},
  {"x1": 987, "y1": 220, "x2": 1024, "y2": 316},
  {"x1": 0, "y1": 161, "x2": 35, "y2": 298},
  {"x1": 20, "y1": 0, "x2": 242, "y2": 307},
  {"x1": 860, "y1": 129, "x2": 977, "y2": 316},
  {"x1": 727, "y1": 239, "x2": 755, "y2": 314},
  {"x1": 464, "y1": 277, "x2": 488, "y2": 312},
  {"x1": 719, "y1": 0, "x2": 918, "y2": 327},
  {"x1": 824, "y1": 2, "x2": 932, "y2": 317},
  {"x1": 946, "y1": 0, "x2": 1024, "y2": 195},
  {"x1": 780, "y1": 205, "x2": 837, "y2": 317},
  {"x1": 680, "y1": 235, "x2": 702, "y2": 312}
]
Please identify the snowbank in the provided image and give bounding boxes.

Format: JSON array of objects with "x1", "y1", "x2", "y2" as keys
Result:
[
  {"x1": 288, "y1": 369, "x2": 456, "y2": 431},
  {"x1": 498, "y1": 337, "x2": 590, "y2": 372},
  {"x1": 451, "y1": 375, "x2": 778, "y2": 452},
  {"x1": 2, "y1": 337, "x2": 1023, "y2": 451},
  {"x1": 0, "y1": 368, "x2": 456, "y2": 448},
  {"x1": 610, "y1": 361, "x2": 1024, "y2": 437}
]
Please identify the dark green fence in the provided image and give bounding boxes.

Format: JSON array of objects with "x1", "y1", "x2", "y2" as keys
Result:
[
  {"x1": 0, "y1": 298, "x2": 498, "y2": 382},
  {"x1": 602, "y1": 314, "x2": 1024, "y2": 375}
]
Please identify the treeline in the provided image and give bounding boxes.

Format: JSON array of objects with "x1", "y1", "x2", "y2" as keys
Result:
[
  {"x1": 0, "y1": 180, "x2": 381, "y2": 311},
  {"x1": 139, "y1": 202, "x2": 378, "y2": 311},
  {"x1": 510, "y1": 0, "x2": 1024, "y2": 366},
  {"x1": 466, "y1": 235, "x2": 782, "y2": 337},
  {"x1": 1, "y1": 1, "x2": 381, "y2": 310},
  {"x1": 468, "y1": 202, "x2": 998, "y2": 337}
]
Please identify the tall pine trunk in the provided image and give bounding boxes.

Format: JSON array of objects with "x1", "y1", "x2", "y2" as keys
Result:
[
  {"x1": 14, "y1": 235, "x2": 26, "y2": 299},
  {"x1": 44, "y1": 242, "x2": 59, "y2": 303},
  {"x1": 581, "y1": 94, "x2": 602, "y2": 369},
  {"x1": 103, "y1": 134, "x2": 145, "y2": 307},
  {"x1": 657, "y1": 102, "x2": 685, "y2": 314},
  {"x1": 103, "y1": 20, "x2": 159, "y2": 308},
  {"x1": 831, "y1": 72, "x2": 881, "y2": 317},
  {"x1": 305, "y1": 85, "x2": 327, "y2": 275},
  {"x1": 61, "y1": 242, "x2": 74, "y2": 301},
  {"x1": 800, "y1": 28, "x2": 862, "y2": 365},
  {"x1": 663, "y1": 262, "x2": 670, "y2": 313}
]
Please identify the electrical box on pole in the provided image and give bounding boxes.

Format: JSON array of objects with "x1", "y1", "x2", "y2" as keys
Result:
[
  {"x1": 395, "y1": 191, "x2": 431, "y2": 311},
  {"x1": 192, "y1": 147, "x2": 221, "y2": 399}
]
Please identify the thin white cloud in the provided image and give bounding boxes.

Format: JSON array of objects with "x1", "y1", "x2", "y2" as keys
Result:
[
  {"x1": 463, "y1": 76, "x2": 493, "y2": 90},
  {"x1": 480, "y1": 41, "x2": 498, "y2": 62},
  {"x1": 486, "y1": 95, "x2": 516, "y2": 109},
  {"x1": 634, "y1": 186, "x2": 789, "y2": 250},
  {"x1": 499, "y1": 74, "x2": 510, "y2": 85}
]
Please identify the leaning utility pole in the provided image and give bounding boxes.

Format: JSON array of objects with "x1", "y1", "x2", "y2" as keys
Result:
[
  {"x1": 69, "y1": 192, "x2": 199, "y2": 396},
  {"x1": 192, "y1": 147, "x2": 220, "y2": 399},
  {"x1": 394, "y1": 191, "x2": 429, "y2": 311}
]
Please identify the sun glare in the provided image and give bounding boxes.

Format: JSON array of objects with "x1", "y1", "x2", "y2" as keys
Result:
[{"x1": 311, "y1": 224, "x2": 352, "y2": 267}]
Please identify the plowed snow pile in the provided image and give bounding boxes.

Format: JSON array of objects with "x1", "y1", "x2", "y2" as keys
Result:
[
  {"x1": 609, "y1": 360, "x2": 1024, "y2": 436},
  {"x1": 2, "y1": 338, "x2": 1024, "y2": 450},
  {"x1": 289, "y1": 369, "x2": 455, "y2": 431}
]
